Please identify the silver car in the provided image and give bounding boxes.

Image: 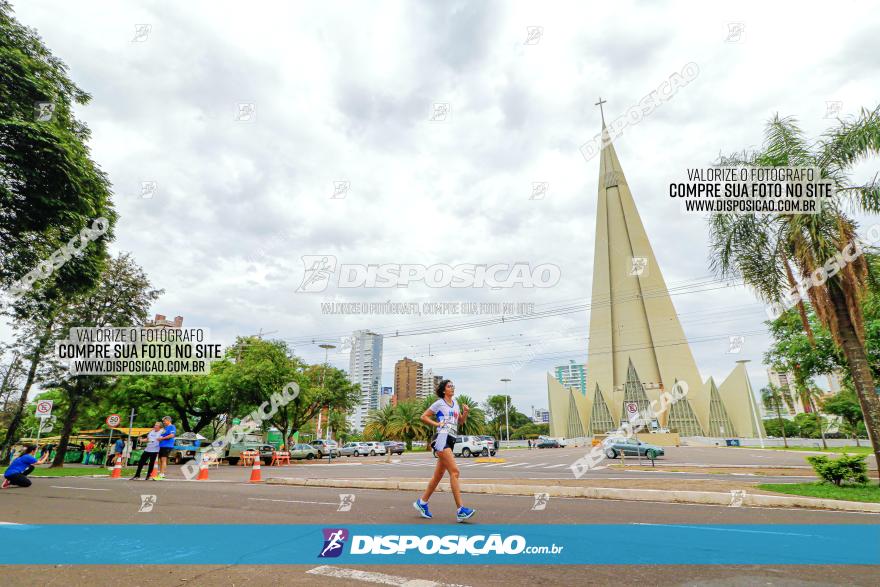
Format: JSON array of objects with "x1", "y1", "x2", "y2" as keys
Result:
[{"x1": 290, "y1": 443, "x2": 319, "y2": 460}]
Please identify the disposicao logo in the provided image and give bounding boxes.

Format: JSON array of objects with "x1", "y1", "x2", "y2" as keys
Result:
[{"x1": 318, "y1": 528, "x2": 349, "y2": 558}]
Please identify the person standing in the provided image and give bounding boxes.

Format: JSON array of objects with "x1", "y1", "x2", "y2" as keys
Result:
[
  {"x1": 2, "y1": 445, "x2": 46, "y2": 489},
  {"x1": 109, "y1": 437, "x2": 124, "y2": 466},
  {"x1": 156, "y1": 416, "x2": 176, "y2": 480},
  {"x1": 413, "y1": 380, "x2": 475, "y2": 523},
  {"x1": 130, "y1": 422, "x2": 163, "y2": 480}
]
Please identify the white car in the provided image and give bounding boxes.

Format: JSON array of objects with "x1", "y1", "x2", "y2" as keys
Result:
[
  {"x1": 433, "y1": 435, "x2": 488, "y2": 458},
  {"x1": 364, "y1": 441, "x2": 387, "y2": 455}
]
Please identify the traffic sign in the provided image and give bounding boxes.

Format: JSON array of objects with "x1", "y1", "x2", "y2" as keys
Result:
[
  {"x1": 35, "y1": 399, "x2": 53, "y2": 417},
  {"x1": 625, "y1": 402, "x2": 639, "y2": 421},
  {"x1": 106, "y1": 414, "x2": 122, "y2": 428}
]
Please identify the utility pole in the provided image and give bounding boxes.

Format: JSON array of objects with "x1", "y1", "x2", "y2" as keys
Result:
[{"x1": 500, "y1": 378, "x2": 511, "y2": 443}]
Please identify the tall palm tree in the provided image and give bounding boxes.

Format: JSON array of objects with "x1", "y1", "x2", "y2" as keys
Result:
[
  {"x1": 454, "y1": 394, "x2": 486, "y2": 436},
  {"x1": 387, "y1": 400, "x2": 427, "y2": 450},
  {"x1": 363, "y1": 404, "x2": 395, "y2": 441},
  {"x1": 762, "y1": 384, "x2": 792, "y2": 448},
  {"x1": 709, "y1": 107, "x2": 880, "y2": 479},
  {"x1": 799, "y1": 383, "x2": 829, "y2": 449}
]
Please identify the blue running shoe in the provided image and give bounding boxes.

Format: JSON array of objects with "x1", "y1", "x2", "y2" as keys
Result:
[
  {"x1": 456, "y1": 506, "x2": 475, "y2": 522},
  {"x1": 413, "y1": 499, "x2": 432, "y2": 519}
]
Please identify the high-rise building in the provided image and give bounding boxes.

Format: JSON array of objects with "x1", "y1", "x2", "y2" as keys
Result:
[
  {"x1": 533, "y1": 408, "x2": 550, "y2": 424},
  {"x1": 420, "y1": 368, "x2": 442, "y2": 399},
  {"x1": 348, "y1": 330, "x2": 383, "y2": 430},
  {"x1": 548, "y1": 115, "x2": 764, "y2": 439},
  {"x1": 379, "y1": 386, "x2": 393, "y2": 409},
  {"x1": 765, "y1": 369, "x2": 808, "y2": 417},
  {"x1": 394, "y1": 357, "x2": 423, "y2": 404},
  {"x1": 554, "y1": 361, "x2": 586, "y2": 396}
]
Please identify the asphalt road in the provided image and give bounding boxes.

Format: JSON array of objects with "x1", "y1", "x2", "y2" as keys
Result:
[
  {"x1": 1, "y1": 474, "x2": 878, "y2": 586},
  {"x1": 129, "y1": 445, "x2": 873, "y2": 485}
]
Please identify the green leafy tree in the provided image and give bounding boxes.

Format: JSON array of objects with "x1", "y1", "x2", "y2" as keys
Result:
[
  {"x1": 41, "y1": 255, "x2": 161, "y2": 467},
  {"x1": 709, "y1": 107, "x2": 880, "y2": 479},
  {"x1": 823, "y1": 388, "x2": 867, "y2": 446},
  {"x1": 763, "y1": 417, "x2": 798, "y2": 438},
  {"x1": 1, "y1": 1, "x2": 116, "y2": 292}
]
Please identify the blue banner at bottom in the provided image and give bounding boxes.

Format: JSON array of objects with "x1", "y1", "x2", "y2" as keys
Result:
[{"x1": 0, "y1": 524, "x2": 877, "y2": 565}]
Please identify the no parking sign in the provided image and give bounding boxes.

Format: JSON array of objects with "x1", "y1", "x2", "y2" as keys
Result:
[
  {"x1": 35, "y1": 400, "x2": 53, "y2": 418},
  {"x1": 106, "y1": 414, "x2": 122, "y2": 428},
  {"x1": 625, "y1": 402, "x2": 639, "y2": 422}
]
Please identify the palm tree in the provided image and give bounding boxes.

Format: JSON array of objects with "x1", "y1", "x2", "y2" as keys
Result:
[
  {"x1": 363, "y1": 404, "x2": 395, "y2": 441},
  {"x1": 454, "y1": 394, "x2": 486, "y2": 436},
  {"x1": 387, "y1": 400, "x2": 427, "y2": 450},
  {"x1": 709, "y1": 107, "x2": 880, "y2": 479},
  {"x1": 762, "y1": 384, "x2": 792, "y2": 448},
  {"x1": 799, "y1": 383, "x2": 829, "y2": 449}
]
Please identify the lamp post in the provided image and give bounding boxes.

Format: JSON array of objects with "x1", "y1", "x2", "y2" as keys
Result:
[
  {"x1": 500, "y1": 378, "x2": 511, "y2": 444},
  {"x1": 737, "y1": 359, "x2": 765, "y2": 449},
  {"x1": 318, "y1": 344, "x2": 336, "y2": 461}
]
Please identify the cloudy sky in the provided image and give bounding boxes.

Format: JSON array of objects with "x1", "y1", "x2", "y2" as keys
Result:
[{"x1": 9, "y1": 1, "x2": 880, "y2": 416}]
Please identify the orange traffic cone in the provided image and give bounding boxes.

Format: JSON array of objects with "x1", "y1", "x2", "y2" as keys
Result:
[
  {"x1": 110, "y1": 456, "x2": 123, "y2": 479},
  {"x1": 149, "y1": 459, "x2": 159, "y2": 479},
  {"x1": 197, "y1": 462, "x2": 209, "y2": 481},
  {"x1": 248, "y1": 458, "x2": 262, "y2": 483}
]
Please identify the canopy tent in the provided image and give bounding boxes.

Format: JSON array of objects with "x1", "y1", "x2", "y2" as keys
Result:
[{"x1": 20, "y1": 427, "x2": 155, "y2": 444}]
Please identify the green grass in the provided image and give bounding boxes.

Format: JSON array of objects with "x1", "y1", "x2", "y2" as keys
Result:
[
  {"x1": 764, "y1": 446, "x2": 872, "y2": 455},
  {"x1": 757, "y1": 482, "x2": 880, "y2": 503},
  {"x1": 29, "y1": 467, "x2": 136, "y2": 477}
]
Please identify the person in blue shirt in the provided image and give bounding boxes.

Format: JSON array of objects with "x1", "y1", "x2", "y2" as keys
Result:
[
  {"x1": 2, "y1": 445, "x2": 44, "y2": 488},
  {"x1": 156, "y1": 416, "x2": 176, "y2": 480},
  {"x1": 108, "y1": 437, "x2": 125, "y2": 466}
]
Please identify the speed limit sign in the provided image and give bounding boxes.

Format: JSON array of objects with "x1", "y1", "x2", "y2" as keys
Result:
[
  {"x1": 106, "y1": 414, "x2": 122, "y2": 428},
  {"x1": 35, "y1": 400, "x2": 53, "y2": 417}
]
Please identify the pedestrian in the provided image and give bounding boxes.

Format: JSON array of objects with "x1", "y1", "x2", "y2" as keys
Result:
[
  {"x1": 109, "y1": 436, "x2": 124, "y2": 466},
  {"x1": 130, "y1": 422, "x2": 163, "y2": 480},
  {"x1": 2, "y1": 445, "x2": 46, "y2": 489},
  {"x1": 413, "y1": 379, "x2": 475, "y2": 523},
  {"x1": 156, "y1": 416, "x2": 176, "y2": 480},
  {"x1": 528, "y1": 439, "x2": 532, "y2": 450}
]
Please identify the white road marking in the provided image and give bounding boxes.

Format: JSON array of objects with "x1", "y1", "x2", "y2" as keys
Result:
[
  {"x1": 49, "y1": 486, "x2": 109, "y2": 491},
  {"x1": 524, "y1": 463, "x2": 548, "y2": 468},
  {"x1": 248, "y1": 497, "x2": 337, "y2": 505},
  {"x1": 543, "y1": 464, "x2": 569, "y2": 469},
  {"x1": 0, "y1": 522, "x2": 23, "y2": 525},
  {"x1": 502, "y1": 463, "x2": 527, "y2": 468},
  {"x1": 480, "y1": 463, "x2": 505, "y2": 468},
  {"x1": 307, "y1": 565, "x2": 471, "y2": 586}
]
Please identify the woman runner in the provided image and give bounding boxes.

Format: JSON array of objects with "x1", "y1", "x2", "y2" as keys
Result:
[{"x1": 413, "y1": 379, "x2": 476, "y2": 522}]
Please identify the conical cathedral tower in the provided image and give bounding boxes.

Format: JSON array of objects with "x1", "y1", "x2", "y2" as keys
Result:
[{"x1": 548, "y1": 110, "x2": 763, "y2": 440}]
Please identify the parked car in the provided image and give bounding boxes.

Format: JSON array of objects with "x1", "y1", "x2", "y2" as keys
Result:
[
  {"x1": 433, "y1": 435, "x2": 488, "y2": 458},
  {"x1": 168, "y1": 432, "x2": 207, "y2": 464},
  {"x1": 310, "y1": 439, "x2": 340, "y2": 457},
  {"x1": 603, "y1": 437, "x2": 665, "y2": 460},
  {"x1": 290, "y1": 443, "x2": 319, "y2": 460},
  {"x1": 537, "y1": 438, "x2": 561, "y2": 448},
  {"x1": 381, "y1": 441, "x2": 405, "y2": 455},
  {"x1": 220, "y1": 434, "x2": 274, "y2": 465},
  {"x1": 339, "y1": 442, "x2": 360, "y2": 457},
  {"x1": 364, "y1": 441, "x2": 386, "y2": 456},
  {"x1": 477, "y1": 435, "x2": 498, "y2": 455}
]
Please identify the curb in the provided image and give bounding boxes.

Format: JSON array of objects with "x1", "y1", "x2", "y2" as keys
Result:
[{"x1": 265, "y1": 477, "x2": 880, "y2": 513}]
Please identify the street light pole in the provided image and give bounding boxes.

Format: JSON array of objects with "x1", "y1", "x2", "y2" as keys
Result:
[
  {"x1": 319, "y1": 343, "x2": 336, "y2": 462},
  {"x1": 500, "y1": 378, "x2": 511, "y2": 444}
]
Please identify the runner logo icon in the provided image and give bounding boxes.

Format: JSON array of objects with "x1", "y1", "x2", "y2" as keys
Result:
[{"x1": 319, "y1": 528, "x2": 349, "y2": 558}]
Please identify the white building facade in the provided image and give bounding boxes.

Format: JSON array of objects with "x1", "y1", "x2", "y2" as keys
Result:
[{"x1": 348, "y1": 329, "x2": 384, "y2": 430}]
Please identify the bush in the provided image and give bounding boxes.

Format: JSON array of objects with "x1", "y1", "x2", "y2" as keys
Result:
[{"x1": 806, "y1": 454, "x2": 869, "y2": 486}]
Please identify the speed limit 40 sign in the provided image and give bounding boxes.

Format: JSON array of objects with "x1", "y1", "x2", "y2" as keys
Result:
[
  {"x1": 35, "y1": 399, "x2": 53, "y2": 417},
  {"x1": 106, "y1": 414, "x2": 122, "y2": 428}
]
